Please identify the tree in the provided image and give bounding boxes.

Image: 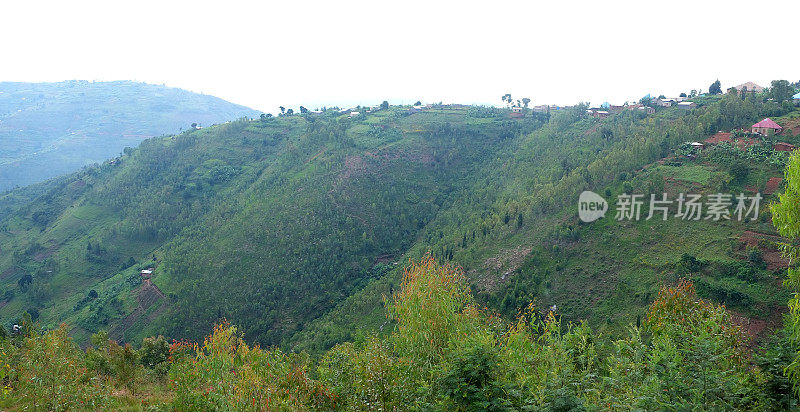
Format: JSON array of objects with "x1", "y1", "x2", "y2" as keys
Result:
[
  {"x1": 380, "y1": 100, "x2": 389, "y2": 110},
  {"x1": 709, "y1": 79, "x2": 722, "y2": 95},
  {"x1": 139, "y1": 335, "x2": 170, "y2": 370},
  {"x1": 679, "y1": 92, "x2": 687, "y2": 97},
  {"x1": 286, "y1": 108, "x2": 294, "y2": 116},
  {"x1": 771, "y1": 150, "x2": 800, "y2": 396},
  {"x1": 770, "y1": 80, "x2": 794, "y2": 103},
  {"x1": 414, "y1": 101, "x2": 422, "y2": 106},
  {"x1": 279, "y1": 106, "x2": 286, "y2": 115},
  {"x1": 501, "y1": 93, "x2": 512, "y2": 107},
  {"x1": 522, "y1": 97, "x2": 531, "y2": 108},
  {"x1": 299, "y1": 106, "x2": 308, "y2": 114},
  {"x1": 17, "y1": 274, "x2": 33, "y2": 291}
]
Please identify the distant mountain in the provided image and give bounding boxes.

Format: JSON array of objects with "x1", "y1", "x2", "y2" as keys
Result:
[{"x1": 0, "y1": 80, "x2": 261, "y2": 190}]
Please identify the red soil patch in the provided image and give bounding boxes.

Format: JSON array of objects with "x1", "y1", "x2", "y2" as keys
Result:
[
  {"x1": 739, "y1": 230, "x2": 789, "y2": 271},
  {"x1": 764, "y1": 177, "x2": 783, "y2": 195},
  {"x1": 781, "y1": 118, "x2": 800, "y2": 135},
  {"x1": 705, "y1": 131, "x2": 732, "y2": 144},
  {"x1": 703, "y1": 131, "x2": 757, "y2": 149},
  {"x1": 729, "y1": 307, "x2": 786, "y2": 347}
]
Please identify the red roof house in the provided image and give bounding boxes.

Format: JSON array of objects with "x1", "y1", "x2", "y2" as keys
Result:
[{"x1": 752, "y1": 118, "x2": 782, "y2": 135}]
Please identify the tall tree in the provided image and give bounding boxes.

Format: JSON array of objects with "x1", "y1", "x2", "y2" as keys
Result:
[
  {"x1": 770, "y1": 80, "x2": 794, "y2": 103},
  {"x1": 771, "y1": 150, "x2": 800, "y2": 396},
  {"x1": 709, "y1": 79, "x2": 722, "y2": 95}
]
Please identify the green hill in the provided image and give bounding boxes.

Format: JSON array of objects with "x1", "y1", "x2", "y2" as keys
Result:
[
  {"x1": 0, "y1": 80, "x2": 261, "y2": 191},
  {"x1": 0, "y1": 92, "x2": 797, "y2": 354}
]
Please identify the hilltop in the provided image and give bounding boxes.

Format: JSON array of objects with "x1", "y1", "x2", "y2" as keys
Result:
[
  {"x1": 0, "y1": 80, "x2": 261, "y2": 191},
  {"x1": 0, "y1": 91, "x2": 798, "y2": 354}
]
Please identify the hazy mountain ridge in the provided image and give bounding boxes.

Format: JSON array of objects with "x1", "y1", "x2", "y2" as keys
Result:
[{"x1": 0, "y1": 80, "x2": 261, "y2": 190}]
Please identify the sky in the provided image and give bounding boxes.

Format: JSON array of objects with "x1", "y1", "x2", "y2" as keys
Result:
[{"x1": 1, "y1": 0, "x2": 798, "y2": 114}]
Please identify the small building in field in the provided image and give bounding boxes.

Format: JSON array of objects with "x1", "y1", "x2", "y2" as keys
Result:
[
  {"x1": 751, "y1": 118, "x2": 782, "y2": 136},
  {"x1": 348, "y1": 111, "x2": 361, "y2": 118},
  {"x1": 140, "y1": 268, "x2": 153, "y2": 279},
  {"x1": 774, "y1": 142, "x2": 796, "y2": 152},
  {"x1": 511, "y1": 106, "x2": 524, "y2": 113},
  {"x1": 690, "y1": 142, "x2": 705, "y2": 149},
  {"x1": 793, "y1": 92, "x2": 800, "y2": 105},
  {"x1": 677, "y1": 101, "x2": 697, "y2": 110}
]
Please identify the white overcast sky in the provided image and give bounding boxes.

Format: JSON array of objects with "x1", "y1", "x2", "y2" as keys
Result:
[{"x1": 1, "y1": 0, "x2": 798, "y2": 114}]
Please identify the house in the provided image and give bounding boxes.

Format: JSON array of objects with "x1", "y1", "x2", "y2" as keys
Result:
[
  {"x1": 734, "y1": 82, "x2": 765, "y2": 95},
  {"x1": 532, "y1": 105, "x2": 550, "y2": 113},
  {"x1": 511, "y1": 106, "x2": 524, "y2": 113},
  {"x1": 677, "y1": 101, "x2": 697, "y2": 110},
  {"x1": 774, "y1": 142, "x2": 796, "y2": 152},
  {"x1": 348, "y1": 111, "x2": 361, "y2": 118},
  {"x1": 655, "y1": 98, "x2": 675, "y2": 107},
  {"x1": 140, "y1": 268, "x2": 153, "y2": 278},
  {"x1": 690, "y1": 142, "x2": 705, "y2": 149},
  {"x1": 793, "y1": 92, "x2": 800, "y2": 105},
  {"x1": 637, "y1": 106, "x2": 656, "y2": 114},
  {"x1": 751, "y1": 118, "x2": 782, "y2": 136},
  {"x1": 586, "y1": 109, "x2": 609, "y2": 119}
]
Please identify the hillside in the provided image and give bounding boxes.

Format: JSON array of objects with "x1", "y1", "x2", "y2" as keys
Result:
[
  {"x1": 0, "y1": 93, "x2": 797, "y2": 355},
  {"x1": 0, "y1": 80, "x2": 261, "y2": 191}
]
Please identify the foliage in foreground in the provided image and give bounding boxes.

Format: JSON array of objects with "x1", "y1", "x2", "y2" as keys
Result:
[{"x1": 1, "y1": 254, "x2": 786, "y2": 410}]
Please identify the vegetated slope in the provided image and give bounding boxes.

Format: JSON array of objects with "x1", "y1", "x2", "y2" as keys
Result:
[
  {"x1": 0, "y1": 80, "x2": 261, "y2": 190},
  {"x1": 0, "y1": 105, "x2": 542, "y2": 346},
  {"x1": 292, "y1": 93, "x2": 798, "y2": 353},
  {"x1": 1, "y1": 93, "x2": 796, "y2": 352}
]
